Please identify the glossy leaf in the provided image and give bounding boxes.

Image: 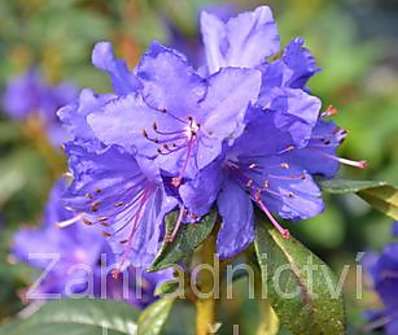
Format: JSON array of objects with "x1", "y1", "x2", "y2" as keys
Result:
[
  {"x1": 320, "y1": 179, "x2": 398, "y2": 220},
  {"x1": 358, "y1": 185, "x2": 398, "y2": 220},
  {"x1": 137, "y1": 297, "x2": 175, "y2": 335},
  {"x1": 320, "y1": 179, "x2": 386, "y2": 194},
  {"x1": 0, "y1": 299, "x2": 139, "y2": 335},
  {"x1": 149, "y1": 211, "x2": 217, "y2": 271},
  {"x1": 154, "y1": 280, "x2": 180, "y2": 297},
  {"x1": 254, "y1": 220, "x2": 346, "y2": 335}
]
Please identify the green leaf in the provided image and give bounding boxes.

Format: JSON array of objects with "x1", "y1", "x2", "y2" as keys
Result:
[
  {"x1": 154, "y1": 280, "x2": 180, "y2": 297},
  {"x1": 137, "y1": 297, "x2": 175, "y2": 335},
  {"x1": 319, "y1": 179, "x2": 386, "y2": 194},
  {"x1": 320, "y1": 179, "x2": 398, "y2": 220},
  {"x1": 149, "y1": 211, "x2": 217, "y2": 271},
  {"x1": 358, "y1": 185, "x2": 398, "y2": 220},
  {"x1": 254, "y1": 221, "x2": 346, "y2": 335},
  {"x1": 0, "y1": 299, "x2": 139, "y2": 335}
]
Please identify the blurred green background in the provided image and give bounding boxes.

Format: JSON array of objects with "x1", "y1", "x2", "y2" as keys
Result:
[{"x1": 0, "y1": 0, "x2": 397, "y2": 333}]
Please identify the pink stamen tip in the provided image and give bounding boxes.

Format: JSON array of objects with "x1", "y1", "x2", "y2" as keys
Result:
[
  {"x1": 324, "y1": 154, "x2": 369, "y2": 169},
  {"x1": 281, "y1": 229, "x2": 290, "y2": 239},
  {"x1": 337, "y1": 157, "x2": 368, "y2": 169},
  {"x1": 322, "y1": 105, "x2": 338, "y2": 117},
  {"x1": 171, "y1": 176, "x2": 182, "y2": 188},
  {"x1": 111, "y1": 269, "x2": 121, "y2": 280},
  {"x1": 257, "y1": 198, "x2": 290, "y2": 239}
]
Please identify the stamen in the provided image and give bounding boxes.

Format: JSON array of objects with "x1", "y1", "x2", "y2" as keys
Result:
[
  {"x1": 91, "y1": 200, "x2": 101, "y2": 212},
  {"x1": 171, "y1": 176, "x2": 182, "y2": 188},
  {"x1": 111, "y1": 269, "x2": 121, "y2": 279},
  {"x1": 256, "y1": 196, "x2": 290, "y2": 239},
  {"x1": 82, "y1": 218, "x2": 93, "y2": 225},
  {"x1": 246, "y1": 179, "x2": 254, "y2": 188},
  {"x1": 321, "y1": 105, "x2": 338, "y2": 118},
  {"x1": 278, "y1": 145, "x2": 295, "y2": 155},
  {"x1": 57, "y1": 213, "x2": 84, "y2": 228},
  {"x1": 323, "y1": 153, "x2": 368, "y2": 169}
]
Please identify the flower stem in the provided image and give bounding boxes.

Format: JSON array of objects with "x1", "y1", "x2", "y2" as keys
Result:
[{"x1": 195, "y1": 227, "x2": 218, "y2": 335}]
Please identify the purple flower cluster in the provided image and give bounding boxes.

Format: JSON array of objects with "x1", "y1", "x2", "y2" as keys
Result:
[
  {"x1": 2, "y1": 69, "x2": 77, "y2": 146},
  {"x1": 363, "y1": 222, "x2": 398, "y2": 334},
  {"x1": 58, "y1": 6, "x2": 366, "y2": 271},
  {"x1": 12, "y1": 179, "x2": 172, "y2": 309}
]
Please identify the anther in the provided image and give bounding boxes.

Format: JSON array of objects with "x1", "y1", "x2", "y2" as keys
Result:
[
  {"x1": 322, "y1": 105, "x2": 338, "y2": 118},
  {"x1": 102, "y1": 231, "x2": 112, "y2": 238},
  {"x1": 85, "y1": 193, "x2": 94, "y2": 200},
  {"x1": 278, "y1": 145, "x2": 295, "y2": 155},
  {"x1": 171, "y1": 176, "x2": 182, "y2": 188},
  {"x1": 91, "y1": 201, "x2": 101, "y2": 212},
  {"x1": 83, "y1": 218, "x2": 93, "y2": 225},
  {"x1": 111, "y1": 269, "x2": 121, "y2": 279},
  {"x1": 280, "y1": 163, "x2": 290, "y2": 169}
]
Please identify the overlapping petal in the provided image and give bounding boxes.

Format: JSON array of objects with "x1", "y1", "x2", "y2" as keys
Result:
[
  {"x1": 216, "y1": 178, "x2": 255, "y2": 259},
  {"x1": 92, "y1": 42, "x2": 141, "y2": 95},
  {"x1": 64, "y1": 143, "x2": 177, "y2": 268},
  {"x1": 201, "y1": 6, "x2": 280, "y2": 74}
]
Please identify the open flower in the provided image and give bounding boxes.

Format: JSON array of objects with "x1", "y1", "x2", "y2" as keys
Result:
[
  {"x1": 88, "y1": 42, "x2": 261, "y2": 183},
  {"x1": 59, "y1": 5, "x2": 366, "y2": 268},
  {"x1": 63, "y1": 143, "x2": 177, "y2": 270}
]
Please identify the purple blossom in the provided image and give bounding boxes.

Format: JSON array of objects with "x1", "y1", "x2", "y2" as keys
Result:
[
  {"x1": 12, "y1": 179, "x2": 172, "y2": 309},
  {"x1": 180, "y1": 108, "x2": 329, "y2": 258},
  {"x1": 363, "y1": 225, "x2": 398, "y2": 334},
  {"x1": 201, "y1": 7, "x2": 322, "y2": 147},
  {"x1": 88, "y1": 42, "x2": 261, "y2": 182},
  {"x1": 63, "y1": 143, "x2": 177, "y2": 270},
  {"x1": 2, "y1": 69, "x2": 77, "y2": 146},
  {"x1": 58, "y1": 6, "x2": 366, "y2": 266},
  {"x1": 201, "y1": 6, "x2": 280, "y2": 74}
]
